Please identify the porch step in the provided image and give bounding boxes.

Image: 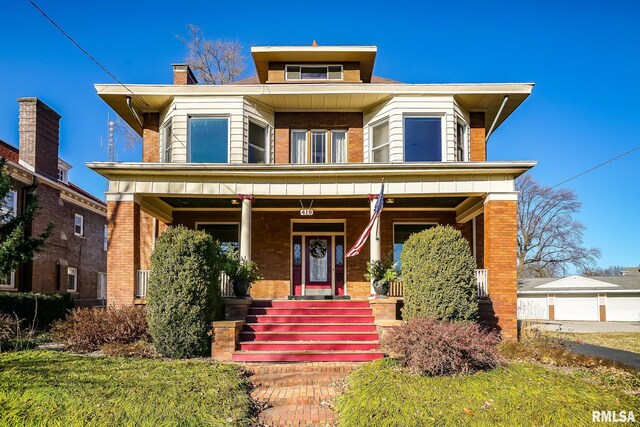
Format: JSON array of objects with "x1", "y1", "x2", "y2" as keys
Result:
[
  {"x1": 243, "y1": 323, "x2": 377, "y2": 333},
  {"x1": 240, "y1": 331, "x2": 379, "y2": 342},
  {"x1": 246, "y1": 315, "x2": 375, "y2": 324},
  {"x1": 232, "y1": 350, "x2": 384, "y2": 363},
  {"x1": 251, "y1": 299, "x2": 371, "y2": 309},
  {"x1": 248, "y1": 307, "x2": 373, "y2": 316},
  {"x1": 238, "y1": 341, "x2": 380, "y2": 351}
]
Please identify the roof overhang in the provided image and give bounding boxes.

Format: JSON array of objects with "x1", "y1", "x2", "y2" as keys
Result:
[
  {"x1": 95, "y1": 82, "x2": 534, "y2": 137},
  {"x1": 251, "y1": 46, "x2": 377, "y2": 83}
]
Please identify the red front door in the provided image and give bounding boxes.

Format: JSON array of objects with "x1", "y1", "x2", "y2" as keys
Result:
[{"x1": 305, "y1": 236, "x2": 332, "y2": 296}]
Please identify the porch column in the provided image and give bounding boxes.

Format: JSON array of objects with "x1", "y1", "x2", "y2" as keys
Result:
[
  {"x1": 369, "y1": 194, "x2": 381, "y2": 295},
  {"x1": 238, "y1": 194, "x2": 253, "y2": 260},
  {"x1": 106, "y1": 197, "x2": 140, "y2": 306},
  {"x1": 483, "y1": 192, "x2": 518, "y2": 339}
]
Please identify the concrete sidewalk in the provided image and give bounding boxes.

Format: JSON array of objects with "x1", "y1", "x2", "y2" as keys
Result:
[{"x1": 532, "y1": 321, "x2": 640, "y2": 333}]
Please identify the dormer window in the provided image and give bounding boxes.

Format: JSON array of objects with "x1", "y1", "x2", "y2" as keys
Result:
[
  {"x1": 58, "y1": 168, "x2": 67, "y2": 183},
  {"x1": 285, "y1": 65, "x2": 343, "y2": 81}
]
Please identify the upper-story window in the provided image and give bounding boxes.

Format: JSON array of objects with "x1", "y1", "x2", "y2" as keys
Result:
[
  {"x1": 285, "y1": 65, "x2": 343, "y2": 81},
  {"x1": 162, "y1": 120, "x2": 173, "y2": 162},
  {"x1": 248, "y1": 121, "x2": 269, "y2": 164},
  {"x1": 57, "y1": 168, "x2": 67, "y2": 183},
  {"x1": 404, "y1": 116, "x2": 442, "y2": 162},
  {"x1": 1, "y1": 190, "x2": 17, "y2": 220},
  {"x1": 290, "y1": 130, "x2": 347, "y2": 164},
  {"x1": 371, "y1": 120, "x2": 389, "y2": 162},
  {"x1": 456, "y1": 122, "x2": 468, "y2": 161},
  {"x1": 74, "y1": 213, "x2": 84, "y2": 237},
  {"x1": 189, "y1": 117, "x2": 229, "y2": 163}
]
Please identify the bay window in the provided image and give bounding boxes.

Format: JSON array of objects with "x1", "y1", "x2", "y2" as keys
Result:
[
  {"x1": 189, "y1": 117, "x2": 229, "y2": 163},
  {"x1": 404, "y1": 116, "x2": 442, "y2": 162},
  {"x1": 248, "y1": 121, "x2": 269, "y2": 164},
  {"x1": 371, "y1": 120, "x2": 389, "y2": 162}
]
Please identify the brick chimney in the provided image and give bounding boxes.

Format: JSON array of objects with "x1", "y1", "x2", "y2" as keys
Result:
[
  {"x1": 18, "y1": 98, "x2": 61, "y2": 179},
  {"x1": 172, "y1": 64, "x2": 198, "y2": 85}
]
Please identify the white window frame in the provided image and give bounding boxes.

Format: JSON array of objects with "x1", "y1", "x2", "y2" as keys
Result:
[
  {"x1": 0, "y1": 271, "x2": 15, "y2": 289},
  {"x1": 247, "y1": 119, "x2": 271, "y2": 164},
  {"x1": 187, "y1": 115, "x2": 231, "y2": 163},
  {"x1": 370, "y1": 119, "x2": 390, "y2": 163},
  {"x1": 97, "y1": 272, "x2": 107, "y2": 300},
  {"x1": 74, "y1": 213, "x2": 84, "y2": 237},
  {"x1": 103, "y1": 224, "x2": 108, "y2": 251},
  {"x1": 310, "y1": 129, "x2": 328, "y2": 164},
  {"x1": 67, "y1": 267, "x2": 78, "y2": 293},
  {"x1": 57, "y1": 169, "x2": 67, "y2": 183},
  {"x1": 456, "y1": 121, "x2": 469, "y2": 162},
  {"x1": 1, "y1": 190, "x2": 17, "y2": 218},
  {"x1": 162, "y1": 120, "x2": 173, "y2": 162},
  {"x1": 402, "y1": 114, "x2": 446, "y2": 162},
  {"x1": 331, "y1": 130, "x2": 348, "y2": 163},
  {"x1": 285, "y1": 64, "x2": 344, "y2": 81},
  {"x1": 290, "y1": 129, "x2": 309, "y2": 164}
]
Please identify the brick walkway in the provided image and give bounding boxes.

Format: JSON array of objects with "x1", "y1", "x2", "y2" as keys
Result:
[{"x1": 244, "y1": 362, "x2": 363, "y2": 426}]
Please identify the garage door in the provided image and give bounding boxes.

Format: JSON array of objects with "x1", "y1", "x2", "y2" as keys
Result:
[
  {"x1": 517, "y1": 297, "x2": 548, "y2": 320},
  {"x1": 606, "y1": 295, "x2": 640, "y2": 321},
  {"x1": 554, "y1": 296, "x2": 598, "y2": 321}
]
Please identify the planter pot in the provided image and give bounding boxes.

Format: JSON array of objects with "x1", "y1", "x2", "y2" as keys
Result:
[
  {"x1": 232, "y1": 280, "x2": 250, "y2": 298},
  {"x1": 372, "y1": 280, "x2": 390, "y2": 297}
]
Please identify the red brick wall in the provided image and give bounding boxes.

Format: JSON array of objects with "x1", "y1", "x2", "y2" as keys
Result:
[
  {"x1": 142, "y1": 113, "x2": 160, "y2": 162},
  {"x1": 18, "y1": 98, "x2": 60, "y2": 180},
  {"x1": 274, "y1": 112, "x2": 363, "y2": 164},
  {"x1": 107, "y1": 200, "x2": 140, "y2": 306},
  {"x1": 483, "y1": 199, "x2": 518, "y2": 339},
  {"x1": 470, "y1": 112, "x2": 486, "y2": 162}
]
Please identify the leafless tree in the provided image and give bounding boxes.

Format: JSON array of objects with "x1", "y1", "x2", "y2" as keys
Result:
[
  {"x1": 113, "y1": 117, "x2": 141, "y2": 152},
  {"x1": 177, "y1": 24, "x2": 245, "y2": 85},
  {"x1": 580, "y1": 265, "x2": 625, "y2": 276},
  {"x1": 517, "y1": 174, "x2": 600, "y2": 278}
]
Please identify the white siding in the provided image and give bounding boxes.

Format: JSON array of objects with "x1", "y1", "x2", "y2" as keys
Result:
[
  {"x1": 363, "y1": 95, "x2": 458, "y2": 163},
  {"x1": 606, "y1": 295, "x2": 640, "y2": 321},
  {"x1": 517, "y1": 297, "x2": 549, "y2": 320},
  {"x1": 243, "y1": 99, "x2": 275, "y2": 163},
  {"x1": 554, "y1": 295, "x2": 599, "y2": 321},
  {"x1": 453, "y1": 99, "x2": 471, "y2": 161}
]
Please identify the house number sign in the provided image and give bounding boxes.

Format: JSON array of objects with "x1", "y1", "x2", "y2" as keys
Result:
[{"x1": 300, "y1": 209, "x2": 314, "y2": 216}]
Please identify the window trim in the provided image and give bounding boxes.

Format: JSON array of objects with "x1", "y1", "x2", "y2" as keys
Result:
[
  {"x1": 402, "y1": 114, "x2": 446, "y2": 162},
  {"x1": 103, "y1": 224, "x2": 108, "y2": 251},
  {"x1": 310, "y1": 129, "x2": 328, "y2": 164},
  {"x1": 187, "y1": 115, "x2": 231, "y2": 163},
  {"x1": 57, "y1": 168, "x2": 68, "y2": 183},
  {"x1": 67, "y1": 267, "x2": 78, "y2": 293},
  {"x1": 247, "y1": 119, "x2": 271, "y2": 164},
  {"x1": 0, "y1": 271, "x2": 15, "y2": 289},
  {"x1": 330, "y1": 129, "x2": 348, "y2": 164},
  {"x1": 370, "y1": 119, "x2": 390, "y2": 163},
  {"x1": 161, "y1": 119, "x2": 173, "y2": 162},
  {"x1": 74, "y1": 213, "x2": 84, "y2": 237},
  {"x1": 290, "y1": 129, "x2": 348, "y2": 164},
  {"x1": 456, "y1": 121, "x2": 469, "y2": 162},
  {"x1": 285, "y1": 64, "x2": 344, "y2": 81}
]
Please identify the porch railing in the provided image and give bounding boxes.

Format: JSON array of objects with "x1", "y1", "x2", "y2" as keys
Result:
[
  {"x1": 387, "y1": 269, "x2": 489, "y2": 299},
  {"x1": 135, "y1": 270, "x2": 234, "y2": 298}
]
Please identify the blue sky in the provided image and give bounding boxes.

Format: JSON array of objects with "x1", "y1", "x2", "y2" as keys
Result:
[{"x1": 1, "y1": 0, "x2": 638, "y2": 268}]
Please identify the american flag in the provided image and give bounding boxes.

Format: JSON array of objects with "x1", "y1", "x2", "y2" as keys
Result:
[{"x1": 345, "y1": 182, "x2": 384, "y2": 258}]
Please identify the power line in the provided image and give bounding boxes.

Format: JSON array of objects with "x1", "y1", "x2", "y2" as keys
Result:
[
  {"x1": 27, "y1": 0, "x2": 150, "y2": 109},
  {"x1": 552, "y1": 144, "x2": 640, "y2": 188}
]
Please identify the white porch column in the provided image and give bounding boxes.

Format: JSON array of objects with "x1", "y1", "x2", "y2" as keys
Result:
[
  {"x1": 238, "y1": 194, "x2": 253, "y2": 260},
  {"x1": 369, "y1": 194, "x2": 381, "y2": 295}
]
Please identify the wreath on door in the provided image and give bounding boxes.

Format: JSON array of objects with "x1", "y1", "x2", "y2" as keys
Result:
[{"x1": 309, "y1": 239, "x2": 327, "y2": 259}]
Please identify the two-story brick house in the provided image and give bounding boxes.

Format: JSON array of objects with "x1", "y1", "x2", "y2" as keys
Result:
[
  {"x1": 1, "y1": 98, "x2": 107, "y2": 306},
  {"x1": 89, "y1": 45, "x2": 535, "y2": 356}
]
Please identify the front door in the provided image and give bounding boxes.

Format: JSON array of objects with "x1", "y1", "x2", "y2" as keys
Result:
[{"x1": 305, "y1": 236, "x2": 332, "y2": 296}]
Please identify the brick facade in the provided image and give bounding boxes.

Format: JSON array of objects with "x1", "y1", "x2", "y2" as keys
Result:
[
  {"x1": 106, "y1": 200, "x2": 140, "y2": 306},
  {"x1": 470, "y1": 112, "x2": 486, "y2": 162},
  {"x1": 18, "y1": 98, "x2": 60, "y2": 179},
  {"x1": 274, "y1": 112, "x2": 363, "y2": 164},
  {"x1": 142, "y1": 113, "x2": 160, "y2": 162},
  {"x1": 483, "y1": 199, "x2": 518, "y2": 339}
]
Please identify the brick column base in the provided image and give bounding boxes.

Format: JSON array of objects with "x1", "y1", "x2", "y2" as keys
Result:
[
  {"x1": 211, "y1": 320, "x2": 244, "y2": 361},
  {"x1": 224, "y1": 297, "x2": 253, "y2": 320}
]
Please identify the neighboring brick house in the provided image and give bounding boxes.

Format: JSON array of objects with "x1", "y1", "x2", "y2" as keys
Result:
[
  {"x1": 1, "y1": 98, "x2": 107, "y2": 306},
  {"x1": 89, "y1": 44, "x2": 535, "y2": 358}
]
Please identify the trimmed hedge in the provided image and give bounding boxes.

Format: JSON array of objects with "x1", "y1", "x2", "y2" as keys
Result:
[
  {"x1": 401, "y1": 226, "x2": 478, "y2": 321},
  {"x1": 146, "y1": 226, "x2": 224, "y2": 358},
  {"x1": 0, "y1": 291, "x2": 73, "y2": 330}
]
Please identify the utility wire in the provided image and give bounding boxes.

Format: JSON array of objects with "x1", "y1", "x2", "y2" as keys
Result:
[
  {"x1": 27, "y1": 0, "x2": 151, "y2": 109},
  {"x1": 552, "y1": 144, "x2": 640, "y2": 188}
]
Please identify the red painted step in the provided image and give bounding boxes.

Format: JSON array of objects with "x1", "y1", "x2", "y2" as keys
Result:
[
  {"x1": 240, "y1": 332, "x2": 380, "y2": 342},
  {"x1": 244, "y1": 323, "x2": 377, "y2": 333},
  {"x1": 232, "y1": 351, "x2": 384, "y2": 363},
  {"x1": 246, "y1": 315, "x2": 375, "y2": 324},
  {"x1": 238, "y1": 341, "x2": 380, "y2": 351},
  {"x1": 251, "y1": 300, "x2": 371, "y2": 309},
  {"x1": 248, "y1": 307, "x2": 373, "y2": 316}
]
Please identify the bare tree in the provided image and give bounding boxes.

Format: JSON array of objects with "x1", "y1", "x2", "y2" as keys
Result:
[
  {"x1": 517, "y1": 174, "x2": 600, "y2": 278},
  {"x1": 580, "y1": 265, "x2": 625, "y2": 276},
  {"x1": 177, "y1": 24, "x2": 245, "y2": 85}
]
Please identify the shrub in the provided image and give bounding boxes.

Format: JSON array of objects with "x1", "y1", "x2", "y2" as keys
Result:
[
  {"x1": 146, "y1": 226, "x2": 224, "y2": 358},
  {"x1": 0, "y1": 291, "x2": 73, "y2": 330},
  {"x1": 382, "y1": 317, "x2": 502, "y2": 376},
  {"x1": 50, "y1": 306, "x2": 148, "y2": 353},
  {"x1": 400, "y1": 226, "x2": 478, "y2": 321}
]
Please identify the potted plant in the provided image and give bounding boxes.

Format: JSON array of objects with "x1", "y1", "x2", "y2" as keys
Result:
[
  {"x1": 365, "y1": 257, "x2": 399, "y2": 297},
  {"x1": 224, "y1": 250, "x2": 263, "y2": 298}
]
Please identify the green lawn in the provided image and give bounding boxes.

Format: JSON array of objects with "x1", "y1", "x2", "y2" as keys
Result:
[
  {"x1": 548, "y1": 332, "x2": 640, "y2": 354},
  {"x1": 0, "y1": 350, "x2": 255, "y2": 426},
  {"x1": 336, "y1": 358, "x2": 639, "y2": 427}
]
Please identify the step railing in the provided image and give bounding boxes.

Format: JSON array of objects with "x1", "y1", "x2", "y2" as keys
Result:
[
  {"x1": 386, "y1": 269, "x2": 489, "y2": 299},
  {"x1": 136, "y1": 270, "x2": 234, "y2": 298}
]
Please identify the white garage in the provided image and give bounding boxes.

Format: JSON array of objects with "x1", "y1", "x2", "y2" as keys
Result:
[{"x1": 518, "y1": 269, "x2": 640, "y2": 322}]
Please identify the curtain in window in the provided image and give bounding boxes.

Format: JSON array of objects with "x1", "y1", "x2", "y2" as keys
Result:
[
  {"x1": 331, "y1": 131, "x2": 346, "y2": 163},
  {"x1": 291, "y1": 131, "x2": 307, "y2": 163}
]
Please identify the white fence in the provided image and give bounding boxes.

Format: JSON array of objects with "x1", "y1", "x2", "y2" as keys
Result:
[{"x1": 136, "y1": 270, "x2": 234, "y2": 298}]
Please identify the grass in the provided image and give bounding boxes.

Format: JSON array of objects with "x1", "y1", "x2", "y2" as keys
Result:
[
  {"x1": 336, "y1": 358, "x2": 640, "y2": 427},
  {"x1": 548, "y1": 332, "x2": 640, "y2": 354},
  {"x1": 0, "y1": 350, "x2": 255, "y2": 426}
]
